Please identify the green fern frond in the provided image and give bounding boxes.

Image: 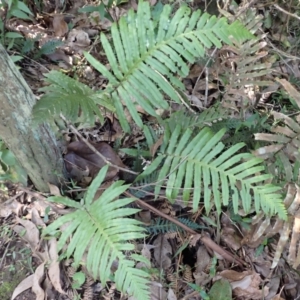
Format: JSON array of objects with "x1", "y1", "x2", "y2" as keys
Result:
[
  {"x1": 42, "y1": 165, "x2": 150, "y2": 299},
  {"x1": 138, "y1": 125, "x2": 287, "y2": 220},
  {"x1": 166, "y1": 106, "x2": 229, "y2": 131},
  {"x1": 84, "y1": 1, "x2": 253, "y2": 131},
  {"x1": 146, "y1": 217, "x2": 206, "y2": 234},
  {"x1": 128, "y1": 171, "x2": 159, "y2": 198},
  {"x1": 33, "y1": 71, "x2": 114, "y2": 125}
]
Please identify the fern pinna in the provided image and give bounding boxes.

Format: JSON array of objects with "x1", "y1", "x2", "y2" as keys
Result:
[{"x1": 33, "y1": 0, "x2": 253, "y2": 130}]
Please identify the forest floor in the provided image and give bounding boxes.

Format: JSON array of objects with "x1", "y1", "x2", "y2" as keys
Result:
[{"x1": 1, "y1": 0, "x2": 300, "y2": 299}]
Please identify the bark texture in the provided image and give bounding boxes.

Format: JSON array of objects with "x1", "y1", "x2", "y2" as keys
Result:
[{"x1": 0, "y1": 43, "x2": 64, "y2": 192}]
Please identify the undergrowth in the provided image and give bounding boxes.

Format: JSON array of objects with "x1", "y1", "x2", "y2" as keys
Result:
[{"x1": 31, "y1": 1, "x2": 291, "y2": 298}]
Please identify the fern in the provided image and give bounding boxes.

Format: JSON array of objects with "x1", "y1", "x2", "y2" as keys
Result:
[
  {"x1": 138, "y1": 124, "x2": 287, "y2": 220},
  {"x1": 33, "y1": 1, "x2": 253, "y2": 131},
  {"x1": 33, "y1": 71, "x2": 115, "y2": 125},
  {"x1": 42, "y1": 165, "x2": 150, "y2": 299},
  {"x1": 146, "y1": 217, "x2": 206, "y2": 234},
  {"x1": 220, "y1": 8, "x2": 273, "y2": 110}
]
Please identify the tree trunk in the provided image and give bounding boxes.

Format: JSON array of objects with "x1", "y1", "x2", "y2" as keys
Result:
[{"x1": 0, "y1": 43, "x2": 64, "y2": 192}]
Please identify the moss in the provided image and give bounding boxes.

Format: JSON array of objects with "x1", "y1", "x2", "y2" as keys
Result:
[{"x1": 0, "y1": 271, "x2": 26, "y2": 300}]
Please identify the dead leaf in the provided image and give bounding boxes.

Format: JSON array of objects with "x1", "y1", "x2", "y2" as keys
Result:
[
  {"x1": 276, "y1": 78, "x2": 300, "y2": 109},
  {"x1": 0, "y1": 199, "x2": 22, "y2": 218},
  {"x1": 48, "y1": 238, "x2": 66, "y2": 294},
  {"x1": 65, "y1": 141, "x2": 127, "y2": 182},
  {"x1": 67, "y1": 29, "x2": 91, "y2": 54},
  {"x1": 48, "y1": 183, "x2": 61, "y2": 196},
  {"x1": 195, "y1": 245, "x2": 211, "y2": 273},
  {"x1": 53, "y1": 15, "x2": 68, "y2": 37},
  {"x1": 32, "y1": 263, "x2": 46, "y2": 300},
  {"x1": 153, "y1": 234, "x2": 172, "y2": 269},
  {"x1": 217, "y1": 271, "x2": 269, "y2": 300},
  {"x1": 14, "y1": 217, "x2": 40, "y2": 251},
  {"x1": 46, "y1": 49, "x2": 72, "y2": 65},
  {"x1": 219, "y1": 270, "x2": 251, "y2": 282},
  {"x1": 167, "y1": 288, "x2": 177, "y2": 300},
  {"x1": 150, "y1": 134, "x2": 164, "y2": 157},
  {"x1": 31, "y1": 207, "x2": 46, "y2": 227},
  {"x1": 11, "y1": 274, "x2": 34, "y2": 300}
]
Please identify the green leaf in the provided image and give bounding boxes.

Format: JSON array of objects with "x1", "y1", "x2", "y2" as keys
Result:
[
  {"x1": 5, "y1": 32, "x2": 23, "y2": 39},
  {"x1": 42, "y1": 167, "x2": 150, "y2": 299},
  {"x1": 10, "y1": 9, "x2": 32, "y2": 20},
  {"x1": 208, "y1": 279, "x2": 232, "y2": 300},
  {"x1": 140, "y1": 124, "x2": 287, "y2": 219}
]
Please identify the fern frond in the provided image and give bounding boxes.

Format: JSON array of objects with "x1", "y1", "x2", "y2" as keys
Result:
[
  {"x1": 253, "y1": 111, "x2": 300, "y2": 183},
  {"x1": 84, "y1": 1, "x2": 253, "y2": 131},
  {"x1": 220, "y1": 8, "x2": 272, "y2": 110},
  {"x1": 42, "y1": 165, "x2": 150, "y2": 299},
  {"x1": 146, "y1": 217, "x2": 206, "y2": 234},
  {"x1": 33, "y1": 71, "x2": 114, "y2": 125},
  {"x1": 166, "y1": 105, "x2": 229, "y2": 131},
  {"x1": 138, "y1": 125, "x2": 287, "y2": 220}
]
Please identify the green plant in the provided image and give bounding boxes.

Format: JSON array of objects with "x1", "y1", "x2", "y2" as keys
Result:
[
  {"x1": 33, "y1": 0, "x2": 253, "y2": 130},
  {"x1": 78, "y1": 0, "x2": 127, "y2": 23},
  {"x1": 138, "y1": 122, "x2": 286, "y2": 219},
  {"x1": 42, "y1": 165, "x2": 150, "y2": 299},
  {"x1": 32, "y1": 1, "x2": 288, "y2": 298},
  {"x1": 0, "y1": 140, "x2": 27, "y2": 185},
  {"x1": 0, "y1": 0, "x2": 33, "y2": 57}
]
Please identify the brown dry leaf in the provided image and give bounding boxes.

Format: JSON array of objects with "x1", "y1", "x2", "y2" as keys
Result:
[
  {"x1": 150, "y1": 134, "x2": 163, "y2": 157},
  {"x1": 67, "y1": 29, "x2": 91, "y2": 53},
  {"x1": 48, "y1": 238, "x2": 66, "y2": 294},
  {"x1": 11, "y1": 274, "x2": 34, "y2": 300},
  {"x1": 221, "y1": 224, "x2": 242, "y2": 251},
  {"x1": 265, "y1": 276, "x2": 280, "y2": 300},
  {"x1": 271, "y1": 295, "x2": 284, "y2": 300},
  {"x1": 289, "y1": 217, "x2": 300, "y2": 268},
  {"x1": 136, "y1": 243, "x2": 151, "y2": 269},
  {"x1": 217, "y1": 270, "x2": 269, "y2": 299},
  {"x1": 65, "y1": 141, "x2": 127, "y2": 182},
  {"x1": 194, "y1": 245, "x2": 211, "y2": 272},
  {"x1": 167, "y1": 288, "x2": 177, "y2": 300},
  {"x1": 46, "y1": 49, "x2": 72, "y2": 65},
  {"x1": 32, "y1": 262, "x2": 46, "y2": 300},
  {"x1": 232, "y1": 272, "x2": 269, "y2": 300},
  {"x1": 48, "y1": 183, "x2": 61, "y2": 196},
  {"x1": 137, "y1": 210, "x2": 151, "y2": 224},
  {"x1": 153, "y1": 234, "x2": 172, "y2": 269},
  {"x1": 149, "y1": 282, "x2": 168, "y2": 300},
  {"x1": 276, "y1": 78, "x2": 300, "y2": 109},
  {"x1": 189, "y1": 233, "x2": 202, "y2": 247},
  {"x1": 14, "y1": 217, "x2": 40, "y2": 251},
  {"x1": 52, "y1": 15, "x2": 68, "y2": 37},
  {"x1": 31, "y1": 207, "x2": 46, "y2": 227},
  {"x1": 0, "y1": 199, "x2": 22, "y2": 217},
  {"x1": 219, "y1": 270, "x2": 251, "y2": 282}
]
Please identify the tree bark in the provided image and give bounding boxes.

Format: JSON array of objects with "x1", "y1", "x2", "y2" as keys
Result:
[{"x1": 0, "y1": 43, "x2": 64, "y2": 192}]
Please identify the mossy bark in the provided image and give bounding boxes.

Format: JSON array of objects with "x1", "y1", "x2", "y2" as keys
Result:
[{"x1": 0, "y1": 43, "x2": 64, "y2": 192}]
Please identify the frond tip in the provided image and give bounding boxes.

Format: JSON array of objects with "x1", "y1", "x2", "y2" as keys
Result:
[
  {"x1": 139, "y1": 126, "x2": 287, "y2": 220},
  {"x1": 42, "y1": 165, "x2": 151, "y2": 299}
]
